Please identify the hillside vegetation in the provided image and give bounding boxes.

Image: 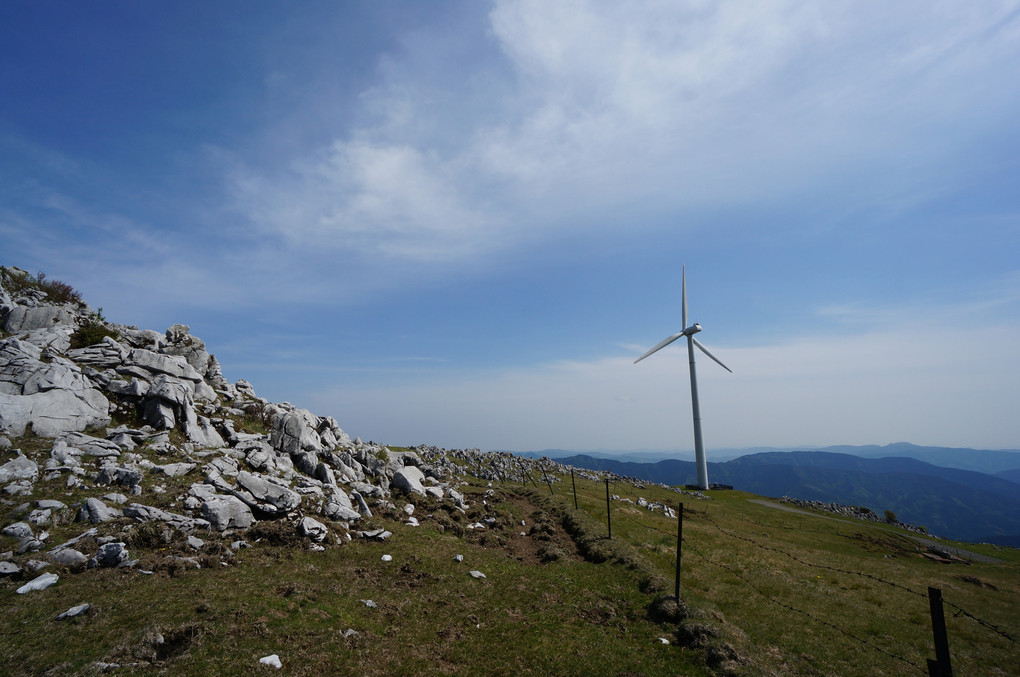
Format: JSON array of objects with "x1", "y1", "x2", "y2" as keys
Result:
[{"x1": 3, "y1": 445, "x2": 1018, "y2": 675}]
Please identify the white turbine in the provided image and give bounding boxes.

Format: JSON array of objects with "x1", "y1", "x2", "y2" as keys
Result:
[{"x1": 635, "y1": 265, "x2": 731, "y2": 490}]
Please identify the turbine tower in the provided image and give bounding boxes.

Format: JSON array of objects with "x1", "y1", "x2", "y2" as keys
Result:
[{"x1": 635, "y1": 265, "x2": 731, "y2": 490}]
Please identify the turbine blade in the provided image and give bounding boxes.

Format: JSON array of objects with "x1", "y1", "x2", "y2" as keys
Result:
[
  {"x1": 634, "y1": 332, "x2": 685, "y2": 363},
  {"x1": 693, "y1": 337, "x2": 732, "y2": 373},
  {"x1": 682, "y1": 264, "x2": 688, "y2": 329}
]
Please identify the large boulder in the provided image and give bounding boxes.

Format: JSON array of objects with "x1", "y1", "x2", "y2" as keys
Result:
[
  {"x1": 270, "y1": 408, "x2": 324, "y2": 456},
  {"x1": 76, "y1": 497, "x2": 122, "y2": 523},
  {"x1": 0, "y1": 338, "x2": 110, "y2": 436},
  {"x1": 2, "y1": 305, "x2": 76, "y2": 333},
  {"x1": 0, "y1": 453, "x2": 38, "y2": 483},
  {"x1": 234, "y1": 471, "x2": 301, "y2": 515},
  {"x1": 201, "y1": 494, "x2": 255, "y2": 531},
  {"x1": 161, "y1": 324, "x2": 212, "y2": 375},
  {"x1": 67, "y1": 336, "x2": 127, "y2": 368},
  {"x1": 124, "y1": 348, "x2": 203, "y2": 382},
  {"x1": 391, "y1": 466, "x2": 427, "y2": 496}
]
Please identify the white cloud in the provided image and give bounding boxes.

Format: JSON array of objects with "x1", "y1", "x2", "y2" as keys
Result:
[
  {"x1": 236, "y1": 140, "x2": 503, "y2": 262},
  {"x1": 230, "y1": 1, "x2": 1020, "y2": 268}
]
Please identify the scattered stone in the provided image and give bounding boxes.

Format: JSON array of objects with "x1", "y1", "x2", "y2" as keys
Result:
[
  {"x1": 77, "y1": 497, "x2": 122, "y2": 523},
  {"x1": 454, "y1": 554, "x2": 464, "y2": 563},
  {"x1": 25, "y1": 559, "x2": 50, "y2": 572},
  {"x1": 49, "y1": 548, "x2": 88, "y2": 570},
  {"x1": 56, "y1": 603, "x2": 91, "y2": 620},
  {"x1": 0, "y1": 561, "x2": 21, "y2": 576},
  {"x1": 381, "y1": 554, "x2": 392, "y2": 562},
  {"x1": 187, "y1": 536, "x2": 204, "y2": 550},
  {"x1": 361, "y1": 599, "x2": 377, "y2": 608},
  {"x1": 469, "y1": 570, "x2": 486, "y2": 579},
  {"x1": 17, "y1": 572, "x2": 59, "y2": 593},
  {"x1": 343, "y1": 628, "x2": 360, "y2": 638},
  {"x1": 298, "y1": 516, "x2": 329, "y2": 542},
  {"x1": 259, "y1": 654, "x2": 283, "y2": 669},
  {"x1": 89, "y1": 542, "x2": 128, "y2": 568},
  {"x1": 0, "y1": 453, "x2": 38, "y2": 483}
]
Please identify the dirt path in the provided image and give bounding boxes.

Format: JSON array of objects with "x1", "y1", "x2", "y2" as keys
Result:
[{"x1": 748, "y1": 499, "x2": 1003, "y2": 564}]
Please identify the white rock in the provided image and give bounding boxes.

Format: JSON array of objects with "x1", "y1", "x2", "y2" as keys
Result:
[
  {"x1": 391, "y1": 466, "x2": 426, "y2": 496},
  {"x1": 381, "y1": 554, "x2": 392, "y2": 562},
  {"x1": 17, "y1": 572, "x2": 59, "y2": 593},
  {"x1": 56, "y1": 603, "x2": 91, "y2": 620},
  {"x1": 258, "y1": 654, "x2": 283, "y2": 669},
  {"x1": 469, "y1": 570, "x2": 486, "y2": 579},
  {"x1": 298, "y1": 516, "x2": 329, "y2": 542}
]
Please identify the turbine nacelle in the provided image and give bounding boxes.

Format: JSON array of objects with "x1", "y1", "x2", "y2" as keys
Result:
[{"x1": 683, "y1": 323, "x2": 702, "y2": 337}]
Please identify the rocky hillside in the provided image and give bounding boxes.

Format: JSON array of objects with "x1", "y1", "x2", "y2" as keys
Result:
[{"x1": 0, "y1": 265, "x2": 502, "y2": 581}]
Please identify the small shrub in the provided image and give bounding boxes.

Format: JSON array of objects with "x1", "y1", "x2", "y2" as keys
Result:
[
  {"x1": 3, "y1": 269, "x2": 84, "y2": 306},
  {"x1": 884, "y1": 509, "x2": 897, "y2": 523},
  {"x1": 70, "y1": 308, "x2": 119, "y2": 349}
]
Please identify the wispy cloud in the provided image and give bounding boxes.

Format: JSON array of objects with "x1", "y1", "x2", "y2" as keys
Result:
[{"x1": 229, "y1": 1, "x2": 1020, "y2": 273}]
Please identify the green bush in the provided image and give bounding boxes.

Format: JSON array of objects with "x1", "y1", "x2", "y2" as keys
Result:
[
  {"x1": 70, "y1": 308, "x2": 119, "y2": 349},
  {"x1": 3, "y1": 269, "x2": 84, "y2": 306}
]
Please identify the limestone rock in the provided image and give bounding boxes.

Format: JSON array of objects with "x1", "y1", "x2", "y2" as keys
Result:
[
  {"x1": 391, "y1": 466, "x2": 427, "y2": 496},
  {"x1": 234, "y1": 471, "x2": 301, "y2": 515},
  {"x1": 59, "y1": 432, "x2": 121, "y2": 457},
  {"x1": 96, "y1": 464, "x2": 143, "y2": 487},
  {"x1": 200, "y1": 495, "x2": 255, "y2": 531},
  {"x1": 49, "y1": 547, "x2": 89, "y2": 570},
  {"x1": 298, "y1": 516, "x2": 329, "y2": 542},
  {"x1": 0, "y1": 338, "x2": 110, "y2": 436},
  {"x1": 56, "y1": 603, "x2": 91, "y2": 620},
  {"x1": 2, "y1": 305, "x2": 75, "y2": 333},
  {"x1": 123, "y1": 504, "x2": 211, "y2": 532},
  {"x1": 89, "y1": 542, "x2": 128, "y2": 568},
  {"x1": 0, "y1": 453, "x2": 38, "y2": 483},
  {"x1": 67, "y1": 336, "x2": 126, "y2": 368},
  {"x1": 323, "y1": 487, "x2": 361, "y2": 522},
  {"x1": 259, "y1": 655, "x2": 283, "y2": 669},
  {"x1": 77, "y1": 498, "x2": 122, "y2": 523},
  {"x1": 154, "y1": 462, "x2": 197, "y2": 478},
  {"x1": 124, "y1": 348, "x2": 202, "y2": 382},
  {"x1": 17, "y1": 572, "x2": 59, "y2": 593},
  {"x1": 270, "y1": 408, "x2": 323, "y2": 456}
]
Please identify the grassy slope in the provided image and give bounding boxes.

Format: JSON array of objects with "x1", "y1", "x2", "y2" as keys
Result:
[{"x1": 2, "y1": 449, "x2": 1018, "y2": 676}]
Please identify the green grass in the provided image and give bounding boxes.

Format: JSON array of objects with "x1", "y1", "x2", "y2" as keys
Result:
[{"x1": 2, "y1": 446, "x2": 1018, "y2": 676}]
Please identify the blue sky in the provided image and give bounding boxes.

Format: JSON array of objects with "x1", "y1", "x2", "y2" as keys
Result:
[{"x1": 3, "y1": 1, "x2": 1019, "y2": 452}]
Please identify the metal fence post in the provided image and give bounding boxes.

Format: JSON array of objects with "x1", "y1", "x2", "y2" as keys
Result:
[
  {"x1": 605, "y1": 478, "x2": 612, "y2": 539},
  {"x1": 927, "y1": 586, "x2": 953, "y2": 677},
  {"x1": 675, "y1": 502, "x2": 684, "y2": 604}
]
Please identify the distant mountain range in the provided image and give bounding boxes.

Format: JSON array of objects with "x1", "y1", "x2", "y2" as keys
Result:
[
  {"x1": 540, "y1": 446, "x2": 1020, "y2": 547},
  {"x1": 519, "y1": 442, "x2": 1020, "y2": 475}
]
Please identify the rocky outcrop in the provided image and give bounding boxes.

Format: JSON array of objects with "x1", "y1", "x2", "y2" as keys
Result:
[
  {"x1": 0, "y1": 265, "x2": 505, "y2": 601},
  {"x1": 0, "y1": 337, "x2": 110, "y2": 436}
]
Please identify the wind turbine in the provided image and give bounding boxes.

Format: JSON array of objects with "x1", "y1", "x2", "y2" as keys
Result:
[{"x1": 635, "y1": 265, "x2": 731, "y2": 490}]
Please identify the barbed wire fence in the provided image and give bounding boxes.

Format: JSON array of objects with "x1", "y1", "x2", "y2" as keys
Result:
[{"x1": 559, "y1": 471, "x2": 1017, "y2": 675}]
